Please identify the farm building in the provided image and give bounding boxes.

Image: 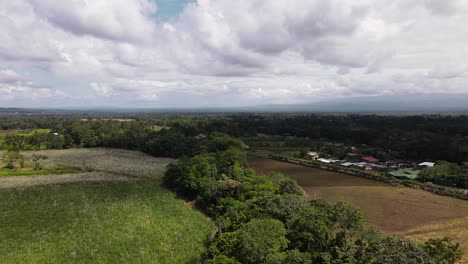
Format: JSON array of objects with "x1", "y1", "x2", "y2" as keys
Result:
[
  {"x1": 418, "y1": 162, "x2": 435, "y2": 168},
  {"x1": 388, "y1": 169, "x2": 420, "y2": 180},
  {"x1": 362, "y1": 157, "x2": 379, "y2": 163},
  {"x1": 354, "y1": 162, "x2": 369, "y2": 168},
  {"x1": 339, "y1": 161, "x2": 370, "y2": 168},
  {"x1": 318, "y1": 158, "x2": 340, "y2": 164},
  {"x1": 367, "y1": 163, "x2": 386, "y2": 169},
  {"x1": 341, "y1": 162, "x2": 355, "y2": 167},
  {"x1": 385, "y1": 160, "x2": 400, "y2": 168},
  {"x1": 195, "y1": 134, "x2": 207, "y2": 139},
  {"x1": 307, "y1": 151, "x2": 319, "y2": 160}
]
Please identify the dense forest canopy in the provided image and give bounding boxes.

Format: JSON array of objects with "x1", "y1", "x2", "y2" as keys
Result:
[{"x1": 2, "y1": 114, "x2": 468, "y2": 163}]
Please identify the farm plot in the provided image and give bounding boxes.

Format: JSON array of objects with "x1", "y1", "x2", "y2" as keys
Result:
[
  {"x1": 0, "y1": 181, "x2": 215, "y2": 264},
  {"x1": 248, "y1": 157, "x2": 468, "y2": 232},
  {"x1": 24, "y1": 148, "x2": 175, "y2": 178},
  {"x1": 249, "y1": 156, "x2": 468, "y2": 261}
]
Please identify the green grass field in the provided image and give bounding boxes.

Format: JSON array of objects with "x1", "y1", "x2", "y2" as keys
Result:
[
  {"x1": 0, "y1": 181, "x2": 215, "y2": 264},
  {"x1": 0, "y1": 149, "x2": 213, "y2": 263}
]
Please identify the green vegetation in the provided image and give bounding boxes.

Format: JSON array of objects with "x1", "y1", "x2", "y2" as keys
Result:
[
  {"x1": 163, "y1": 137, "x2": 462, "y2": 263},
  {"x1": 1, "y1": 114, "x2": 466, "y2": 263},
  {"x1": 0, "y1": 150, "x2": 79, "y2": 177},
  {"x1": 420, "y1": 161, "x2": 468, "y2": 187},
  {"x1": 0, "y1": 129, "x2": 55, "y2": 150},
  {"x1": 0, "y1": 167, "x2": 80, "y2": 177},
  {"x1": 1, "y1": 150, "x2": 25, "y2": 169},
  {"x1": 403, "y1": 216, "x2": 468, "y2": 264},
  {"x1": 423, "y1": 237, "x2": 463, "y2": 264},
  {"x1": 249, "y1": 157, "x2": 468, "y2": 263},
  {"x1": 0, "y1": 182, "x2": 215, "y2": 263}
]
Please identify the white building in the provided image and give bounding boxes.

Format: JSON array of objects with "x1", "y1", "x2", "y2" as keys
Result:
[{"x1": 418, "y1": 162, "x2": 435, "y2": 168}]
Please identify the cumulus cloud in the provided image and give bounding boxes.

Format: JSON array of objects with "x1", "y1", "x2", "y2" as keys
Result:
[
  {"x1": 0, "y1": 83, "x2": 66, "y2": 101},
  {"x1": 0, "y1": 68, "x2": 67, "y2": 102},
  {"x1": 28, "y1": 0, "x2": 157, "y2": 43},
  {"x1": 0, "y1": 0, "x2": 468, "y2": 107},
  {"x1": 90, "y1": 82, "x2": 113, "y2": 97},
  {"x1": 423, "y1": 0, "x2": 468, "y2": 16},
  {"x1": 0, "y1": 69, "x2": 24, "y2": 83},
  {"x1": 161, "y1": 0, "x2": 397, "y2": 75}
]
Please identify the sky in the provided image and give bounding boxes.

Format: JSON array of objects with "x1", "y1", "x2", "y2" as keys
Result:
[{"x1": 1, "y1": 0, "x2": 468, "y2": 108}]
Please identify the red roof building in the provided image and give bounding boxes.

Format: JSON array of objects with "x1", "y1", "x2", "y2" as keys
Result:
[{"x1": 362, "y1": 157, "x2": 379, "y2": 163}]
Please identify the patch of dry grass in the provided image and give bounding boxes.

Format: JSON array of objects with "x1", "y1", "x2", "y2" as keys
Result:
[
  {"x1": 0, "y1": 172, "x2": 132, "y2": 189},
  {"x1": 401, "y1": 216, "x2": 468, "y2": 263},
  {"x1": 24, "y1": 148, "x2": 175, "y2": 178}
]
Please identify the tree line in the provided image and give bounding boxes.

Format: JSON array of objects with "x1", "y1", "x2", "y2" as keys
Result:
[{"x1": 3, "y1": 114, "x2": 468, "y2": 163}]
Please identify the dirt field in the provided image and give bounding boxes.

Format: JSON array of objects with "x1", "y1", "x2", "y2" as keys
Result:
[
  {"x1": 249, "y1": 157, "x2": 468, "y2": 233},
  {"x1": 249, "y1": 157, "x2": 468, "y2": 262}
]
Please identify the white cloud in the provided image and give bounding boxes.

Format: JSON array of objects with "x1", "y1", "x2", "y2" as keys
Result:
[
  {"x1": 28, "y1": 0, "x2": 157, "y2": 43},
  {"x1": 423, "y1": 0, "x2": 468, "y2": 16},
  {"x1": 0, "y1": 69, "x2": 24, "y2": 83},
  {"x1": 0, "y1": 0, "x2": 468, "y2": 107},
  {"x1": 0, "y1": 83, "x2": 66, "y2": 101},
  {"x1": 90, "y1": 82, "x2": 113, "y2": 97}
]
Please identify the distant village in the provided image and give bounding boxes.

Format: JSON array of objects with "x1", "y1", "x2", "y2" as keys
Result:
[{"x1": 306, "y1": 150, "x2": 435, "y2": 181}]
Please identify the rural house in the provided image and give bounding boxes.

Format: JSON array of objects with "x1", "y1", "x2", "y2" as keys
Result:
[
  {"x1": 307, "y1": 151, "x2": 319, "y2": 160},
  {"x1": 362, "y1": 156, "x2": 379, "y2": 163},
  {"x1": 418, "y1": 162, "x2": 435, "y2": 168}
]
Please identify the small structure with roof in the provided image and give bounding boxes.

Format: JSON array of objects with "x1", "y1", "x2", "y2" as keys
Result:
[
  {"x1": 362, "y1": 157, "x2": 379, "y2": 163},
  {"x1": 341, "y1": 162, "x2": 355, "y2": 167},
  {"x1": 388, "y1": 169, "x2": 420, "y2": 180},
  {"x1": 318, "y1": 158, "x2": 340, "y2": 164},
  {"x1": 418, "y1": 162, "x2": 435, "y2": 168},
  {"x1": 307, "y1": 151, "x2": 320, "y2": 160}
]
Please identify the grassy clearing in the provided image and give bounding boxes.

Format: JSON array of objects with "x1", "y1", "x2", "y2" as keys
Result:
[
  {"x1": 24, "y1": 148, "x2": 175, "y2": 178},
  {"x1": 0, "y1": 181, "x2": 215, "y2": 264}
]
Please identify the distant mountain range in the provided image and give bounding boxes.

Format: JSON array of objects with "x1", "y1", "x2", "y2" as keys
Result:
[
  {"x1": 2, "y1": 94, "x2": 468, "y2": 115},
  {"x1": 243, "y1": 94, "x2": 468, "y2": 114}
]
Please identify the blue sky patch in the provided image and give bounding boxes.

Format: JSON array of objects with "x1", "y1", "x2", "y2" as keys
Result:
[{"x1": 153, "y1": 0, "x2": 195, "y2": 20}]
